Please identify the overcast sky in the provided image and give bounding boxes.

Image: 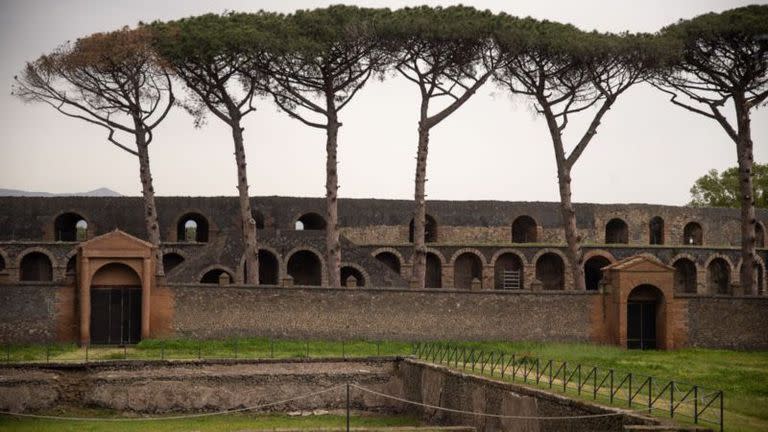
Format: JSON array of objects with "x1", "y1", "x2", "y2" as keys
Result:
[{"x1": 1, "y1": 0, "x2": 766, "y2": 205}]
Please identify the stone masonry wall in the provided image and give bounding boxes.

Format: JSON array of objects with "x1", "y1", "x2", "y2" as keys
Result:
[
  {"x1": 0, "y1": 284, "x2": 59, "y2": 343},
  {"x1": 684, "y1": 296, "x2": 768, "y2": 350},
  {"x1": 171, "y1": 285, "x2": 597, "y2": 341}
]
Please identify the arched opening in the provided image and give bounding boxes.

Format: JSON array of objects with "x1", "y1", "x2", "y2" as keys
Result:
[
  {"x1": 584, "y1": 256, "x2": 611, "y2": 291},
  {"x1": 295, "y1": 213, "x2": 326, "y2": 231},
  {"x1": 200, "y1": 268, "x2": 232, "y2": 284},
  {"x1": 627, "y1": 284, "x2": 664, "y2": 350},
  {"x1": 512, "y1": 216, "x2": 537, "y2": 243},
  {"x1": 683, "y1": 222, "x2": 703, "y2": 246},
  {"x1": 177, "y1": 213, "x2": 209, "y2": 243},
  {"x1": 90, "y1": 263, "x2": 142, "y2": 345},
  {"x1": 707, "y1": 258, "x2": 731, "y2": 295},
  {"x1": 0, "y1": 253, "x2": 5, "y2": 272},
  {"x1": 673, "y1": 258, "x2": 698, "y2": 294},
  {"x1": 453, "y1": 252, "x2": 483, "y2": 290},
  {"x1": 757, "y1": 223, "x2": 765, "y2": 248},
  {"x1": 375, "y1": 252, "x2": 401, "y2": 275},
  {"x1": 409, "y1": 214, "x2": 437, "y2": 243},
  {"x1": 244, "y1": 250, "x2": 280, "y2": 285},
  {"x1": 536, "y1": 253, "x2": 564, "y2": 290},
  {"x1": 20, "y1": 252, "x2": 53, "y2": 281},
  {"x1": 425, "y1": 252, "x2": 442, "y2": 288},
  {"x1": 649, "y1": 216, "x2": 664, "y2": 245},
  {"x1": 253, "y1": 211, "x2": 265, "y2": 230},
  {"x1": 341, "y1": 266, "x2": 365, "y2": 287},
  {"x1": 605, "y1": 218, "x2": 628, "y2": 244},
  {"x1": 287, "y1": 250, "x2": 322, "y2": 286},
  {"x1": 494, "y1": 253, "x2": 523, "y2": 290},
  {"x1": 66, "y1": 256, "x2": 77, "y2": 275},
  {"x1": 54, "y1": 213, "x2": 88, "y2": 242},
  {"x1": 162, "y1": 253, "x2": 185, "y2": 274}
]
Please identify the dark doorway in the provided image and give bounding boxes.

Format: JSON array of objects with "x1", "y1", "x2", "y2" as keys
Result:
[
  {"x1": 90, "y1": 286, "x2": 141, "y2": 345},
  {"x1": 605, "y1": 218, "x2": 629, "y2": 244},
  {"x1": 536, "y1": 253, "x2": 564, "y2": 290},
  {"x1": 409, "y1": 215, "x2": 437, "y2": 243},
  {"x1": 287, "y1": 250, "x2": 322, "y2": 286},
  {"x1": 425, "y1": 253, "x2": 442, "y2": 288},
  {"x1": 512, "y1": 216, "x2": 537, "y2": 243},
  {"x1": 453, "y1": 252, "x2": 483, "y2": 290},
  {"x1": 584, "y1": 256, "x2": 611, "y2": 291},
  {"x1": 627, "y1": 285, "x2": 663, "y2": 350},
  {"x1": 20, "y1": 252, "x2": 53, "y2": 281},
  {"x1": 649, "y1": 216, "x2": 664, "y2": 245},
  {"x1": 494, "y1": 253, "x2": 523, "y2": 290}
]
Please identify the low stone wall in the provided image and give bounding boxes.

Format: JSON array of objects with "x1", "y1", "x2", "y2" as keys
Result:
[
  {"x1": 0, "y1": 358, "x2": 698, "y2": 432},
  {"x1": 171, "y1": 285, "x2": 596, "y2": 342},
  {"x1": 0, "y1": 358, "x2": 404, "y2": 413},
  {"x1": 398, "y1": 359, "x2": 669, "y2": 432},
  {"x1": 684, "y1": 296, "x2": 768, "y2": 350}
]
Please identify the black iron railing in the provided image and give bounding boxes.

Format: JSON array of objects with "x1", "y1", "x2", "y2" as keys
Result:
[{"x1": 412, "y1": 342, "x2": 723, "y2": 432}]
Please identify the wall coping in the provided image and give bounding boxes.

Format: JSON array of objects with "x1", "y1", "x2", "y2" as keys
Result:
[{"x1": 167, "y1": 283, "x2": 603, "y2": 296}]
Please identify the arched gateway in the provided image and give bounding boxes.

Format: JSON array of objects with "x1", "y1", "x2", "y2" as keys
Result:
[
  {"x1": 601, "y1": 256, "x2": 676, "y2": 350},
  {"x1": 626, "y1": 284, "x2": 664, "y2": 350},
  {"x1": 78, "y1": 230, "x2": 156, "y2": 345}
]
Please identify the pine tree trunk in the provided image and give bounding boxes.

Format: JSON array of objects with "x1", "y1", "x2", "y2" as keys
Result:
[
  {"x1": 135, "y1": 129, "x2": 164, "y2": 275},
  {"x1": 556, "y1": 165, "x2": 586, "y2": 291},
  {"x1": 230, "y1": 119, "x2": 259, "y2": 285},
  {"x1": 735, "y1": 98, "x2": 757, "y2": 295},
  {"x1": 541, "y1": 106, "x2": 585, "y2": 291},
  {"x1": 411, "y1": 121, "x2": 430, "y2": 289},
  {"x1": 325, "y1": 107, "x2": 342, "y2": 288}
]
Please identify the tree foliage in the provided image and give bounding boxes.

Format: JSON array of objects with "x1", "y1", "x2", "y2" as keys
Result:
[{"x1": 690, "y1": 163, "x2": 768, "y2": 208}]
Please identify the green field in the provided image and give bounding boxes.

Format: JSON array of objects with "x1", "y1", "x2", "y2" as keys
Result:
[
  {"x1": 2, "y1": 339, "x2": 766, "y2": 431},
  {"x1": 0, "y1": 411, "x2": 424, "y2": 432}
]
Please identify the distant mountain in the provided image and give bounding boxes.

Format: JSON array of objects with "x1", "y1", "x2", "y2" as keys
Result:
[{"x1": 0, "y1": 187, "x2": 122, "y2": 197}]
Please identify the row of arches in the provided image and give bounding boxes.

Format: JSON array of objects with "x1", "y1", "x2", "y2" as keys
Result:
[
  {"x1": 372, "y1": 247, "x2": 766, "y2": 294},
  {"x1": 1, "y1": 246, "x2": 764, "y2": 295},
  {"x1": 608, "y1": 217, "x2": 765, "y2": 247},
  {"x1": 194, "y1": 248, "x2": 367, "y2": 288},
  {"x1": 39, "y1": 210, "x2": 768, "y2": 247}
]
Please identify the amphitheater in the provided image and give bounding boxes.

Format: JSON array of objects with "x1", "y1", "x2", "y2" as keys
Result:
[{"x1": 0, "y1": 195, "x2": 767, "y2": 350}]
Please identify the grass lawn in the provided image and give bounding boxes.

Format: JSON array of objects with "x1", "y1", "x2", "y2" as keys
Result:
[
  {"x1": 0, "y1": 410, "x2": 424, "y2": 432},
  {"x1": 2, "y1": 339, "x2": 766, "y2": 431},
  {"x1": 439, "y1": 341, "x2": 768, "y2": 432}
]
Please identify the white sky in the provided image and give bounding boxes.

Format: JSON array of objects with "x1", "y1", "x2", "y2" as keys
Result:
[{"x1": 0, "y1": 0, "x2": 766, "y2": 205}]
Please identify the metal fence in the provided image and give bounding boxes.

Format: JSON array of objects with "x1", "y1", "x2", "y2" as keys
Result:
[{"x1": 412, "y1": 342, "x2": 723, "y2": 432}]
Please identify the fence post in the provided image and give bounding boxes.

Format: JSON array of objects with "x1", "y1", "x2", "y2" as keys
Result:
[
  {"x1": 85, "y1": 344, "x2": 89, "y2": 363},
  {"x1": 161, "y1": 340, "x2": 165, "y2": 360},
  {"x1": 670, "y1": 381, "x2": 674, "y2": 418},
  {"x1": 5, "y1": 345, "x2": 9, "y2": 362},
  {"x1": 648, "y1": 377, "x2": 653, "y2": 414},
  {"x1": 124, "y1": 345, "x2": 127, "y2": 360},
  {"x1": 342, "y1": 341, "x2": 346, "y2": 359},
  {"x1": 46, "y1": 344, "x2": 50, "y2": 363},
  {"x1": 609, "y1": 369, "x2": 614, "y2": 403},
  {"x1": 693, "y1": 385, "x2": 698, "y2": 424},
  {"x1": 628, "y1": 373, "x2": 633, "y2": 407},
  {"x1": 562, "y1": 362, "x2": 567, "y2": 392},
  {"x1": 198, "y1": 340, "x2": 202, "y2": 360},
  {"x1": 500, "y1": 353, "x2": 505, "y2": 379},
  {"x1": 719, "y1": 391, "x2": 724, "y2": 432},
  {"x1": 593, "y1": 368, "x2": 597, "y2": 400},
  {"x1": 549, "y1": 360, "x2": 553, "y2": 389},
  {"x1": 535, "y1": 358, "x2": 540, "y2": 385}
]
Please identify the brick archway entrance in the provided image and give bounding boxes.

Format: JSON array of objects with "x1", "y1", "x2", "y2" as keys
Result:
[
  {"x1": 626, "y1": 284, "x2": 664, "y2": 350},
  {"x1": 90, "y1": 263, "x2": 142, "y2": 345}
]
